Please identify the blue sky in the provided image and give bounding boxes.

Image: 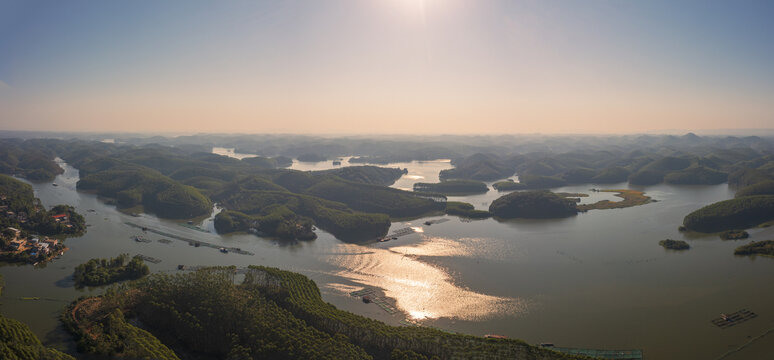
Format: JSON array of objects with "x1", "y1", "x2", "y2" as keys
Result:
[{"x1": 1, "y1": 0, "x2": 773, "y2": 134}]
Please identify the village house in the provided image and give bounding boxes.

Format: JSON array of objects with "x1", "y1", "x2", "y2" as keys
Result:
[
  {"x1": 8, "y1": 239, "x2": 25, "y2": 251},
  {"x1": 7, "y1": 227, "x2": 20, "y2": 239}
]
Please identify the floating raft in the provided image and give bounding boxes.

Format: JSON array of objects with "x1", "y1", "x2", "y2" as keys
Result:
[
  {"x1": 125, "y1": 222, "x2": 254, "y2": 255},
  {"x1": 379, "y1": 227, "x2": 417, "y2": 242},
  {"x1": 131, "y1": 235, "x2": 152, "y2": 243},
  {"x1": 423, "y1": 218, "x2": 450, "y2": 226},
  {"x1": 179, "y1": 223, "x2": 210, "y2": 233},
  {"x1": 350, "y1": 287, "x2": 398, "y2": 314},
  {"x1": 711, "y1": 309, "x2": 757, "y2": 329},
  {"x1": 350, "y1": 288, "x2": 375, "y2": 297},
  {"x1": 372, "y1": 297, "x2": 398, "y2": 314},
  {"x1": 543, "y1": 346, "x2": 643, "y2": 360},
  {"x1": 135, "y1": 254, "x2": 161, "y2": 264}
]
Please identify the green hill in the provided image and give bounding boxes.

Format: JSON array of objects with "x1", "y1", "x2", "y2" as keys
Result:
[
  {"x1": 664, "y1": 166, "x2": 727, "y2": 185},
  {"x1": 440, "y1": 154, "x2": 514, "y2": 181},
  {"x1": 63, "y1": 268, "x2": 586, "y2": 360},
  {"x1": 590, "y1": 167, "x2": 631, "y2": 183},
  {"x1": 736, "y1": 180, "x2": 774, "y2": 197},
  {"x1": 489, "y1": 191, "x2": 578, "y2": 219},
  {"x1": 682, "y1": 195, "x2": 774, "y2": 233},
  {"x1": 77, "y1": 166, "x2": 212, "y2": 219},
  {"x1": 314, "y1": 166, "x2": 407, "y2": 186}
]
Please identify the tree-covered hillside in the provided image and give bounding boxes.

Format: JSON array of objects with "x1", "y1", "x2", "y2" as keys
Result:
[
  {"x1": 489, "y1": 191, "x2": 578, "y2": 219},
  {"x1": 63, "y1": 268, "x2": 587, "y2": 360}
]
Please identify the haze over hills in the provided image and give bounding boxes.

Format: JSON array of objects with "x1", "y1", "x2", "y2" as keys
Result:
[{"x1": 3, "y1": 0, "x2": 774, "y2": 359}]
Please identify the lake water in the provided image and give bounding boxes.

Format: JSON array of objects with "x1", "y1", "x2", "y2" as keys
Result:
[{"x1": 1, "y1": 153, "x2": 773, "y2": 359}]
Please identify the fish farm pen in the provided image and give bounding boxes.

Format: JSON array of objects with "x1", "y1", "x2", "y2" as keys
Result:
[
  {"x1": 711, "y1": 309, "x2": 757, "y2": 329},
  {"x1": 179, "y1": 222, "x2": 210, "y2": 232},
  {"x1": 350, "y1": 287, "x2": 398, "y2": 314},
  {"x1": 125, "y1": 222, "x2": 254, "y2": 255},
  {"x1": 543, "y1": 346, "x2": 643, "y2": 360}
]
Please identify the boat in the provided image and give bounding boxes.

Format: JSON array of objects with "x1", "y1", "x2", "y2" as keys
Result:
[
  {"x1": 52, "y1": 183, "x2": 58, "y2": 186},
  {"x1": 219, "y1": 247, "x2": 228, "y2": 253},
  {"x1": 362, "y1": 295, "x2": 372, "y2": 303},
  {"x1": 484, "y1": 334, "x2": 507, "y2": 339},
  {"x1": 539, "y1": 343, "x2": 554, "y2": 347},
  {"x1": 424, "y1": 221, "x2": 432, "y2": 225},
  {"x1": 332, "y1": 160, "x2": 341, "y2": 165}
]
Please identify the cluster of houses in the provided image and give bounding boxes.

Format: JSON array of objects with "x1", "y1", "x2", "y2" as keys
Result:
[
  {"x1": 0, "y1": 205, "x2": 29, "y2": 223},
  {"x1": 52, "y1": 212, "x2": 75, "y2": 229},
  {"x1": 2, "y1": 227, "x2": 65, "y2": 262}
]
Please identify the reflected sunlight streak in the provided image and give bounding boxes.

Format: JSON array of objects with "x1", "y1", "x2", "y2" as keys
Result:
[{"x1": 327, "y1": 238, "x2": 528, "y2": 321}]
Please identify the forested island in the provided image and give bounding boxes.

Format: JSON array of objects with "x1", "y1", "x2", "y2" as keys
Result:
[
  {"x1": 63, "y1": 267, "x2": 586, "y2": 360},
  {"x1": 719, "y1": 230, "x2": 749, "y2": 240},
  {"x1": 734, "y1": 240, "x2": 774, "y2": 257},
  {"x1": 73, "y1": 254, "x2": 150, "y2": 287},
  {"x1": 492, "y1": 180, "x2": 527, "y2": 191},
  {"x1": 445, "y1": 201, "x2": 491, "y2": 219},
  {"x1": 489, "y1": 191, "x2": 578, "y2": 219},
  {"x1": 659, "y1": 239, "x2": 690, "y2": 250}
]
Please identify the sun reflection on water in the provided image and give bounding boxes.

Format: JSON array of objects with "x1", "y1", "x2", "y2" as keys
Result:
[{"x1": 327, "y1": 236, "x2": 528, "y2": 321}]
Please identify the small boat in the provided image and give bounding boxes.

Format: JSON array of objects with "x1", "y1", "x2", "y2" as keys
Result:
[
  {"x1": 721, "y1": 313, "x2": 733, "y2": 322},
  {"x1": 187, "y1": 220, "x2": 193, "y2": 225},
  {"x1": 178, "y1": 265, "x2": 185, "y2": 270},
  {"x1": 391, "y1": 237, "x2": 398, "y2": 240},
  {"x1": 362, "y1": 295, "x2": 372, "y2": 303},
  {"x1": 219, "y1": 247, "x2": 228, "y2": 253},
  {"x1": 484, "y1": 334, "x2": 507, "y2": 339},
  {"x1": 539, "y1": 343, "x2": 554, "y2": 347},
  {"x1": 424, "y1": 221, "x2": 432, "y2": 225},
  {"x1": 52, "y1": 183, "x2": 58, "y2": 186}
]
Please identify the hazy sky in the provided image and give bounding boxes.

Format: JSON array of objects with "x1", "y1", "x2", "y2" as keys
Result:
[{"x1": 1, "y1": 0, "x2": 773, "y2": 134}]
